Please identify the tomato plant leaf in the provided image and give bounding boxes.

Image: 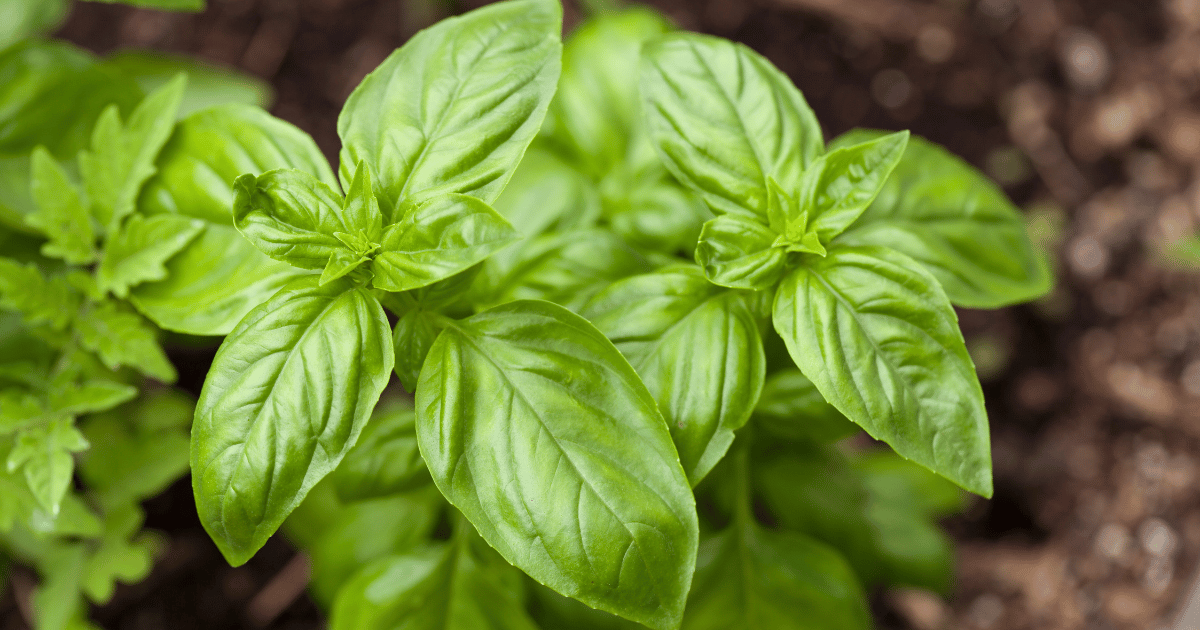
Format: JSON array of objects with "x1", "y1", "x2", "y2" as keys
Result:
[
  {"x1": 76, "y1": 300, "x2": 175, "y2": 382},
  {"x1": 7, "y1": 417, "x2": 89, "y2": 515},
  {"x1": 27, "y1": 147, "x2": 96, "y2": 264},
  {"x1": 97, "y1": 213, "x2": 205, "y2": 298}
]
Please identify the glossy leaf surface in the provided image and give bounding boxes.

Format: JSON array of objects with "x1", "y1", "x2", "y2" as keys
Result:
[
  {"x1": 694, "y1": 213, "x2": 787, "y2": 290},
  {"x1": 415, "y1": 300, "x2": 697, "y2": 630},
  {"x1": 331, "y1": 404, "x2": 429, "y2": 502}
]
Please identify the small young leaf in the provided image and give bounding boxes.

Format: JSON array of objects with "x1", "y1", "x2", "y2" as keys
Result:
[
  {"x1": 330, "y1": 405, "x2": 429, "y2": 503},
  {"x1": 8, "y1": 417, "x2": 89, "y2": 515},
  {"x1": 79, "y1": 75, "x2": 186, "y2": 235},
  {"x1": 342, "y1": 161, "x2": 383, "y2": 243},
  {"x1": 47, "y1": 380, "x2": 138, "y2": 417},
  {"x1": 232, "y1": 170, "x2": 356, "y2": 270},
  {"x1": 337, "y1": 0, "x2": 562, "y2": 220},
  {"x1": 584, "y1": 266, "x2": 765, "y2": 485},
  {"x1": 772, "y1": 245, "x2": 992, "y2": 496},
  {"x1": 97, "y1": 213, "x2": 205, "y2": 298},
  {"x1": 76, "y1": 300, "x2": 175, "y2": 382},
  {"x1": 683, "y1": 526, "x2": 871, "y2": 630},
  {"x1": 640, "y1": 33, "x2": 823, "y2": 218},
  {"x1": 320, "y1": 250, "x2": 370, "y2": 287},
  {"x1": 832, "y1": 130, "x2": 1053, "y2": 308},
  {"x1": 694, "y1": 213, "x2": 787, "y2": 290},
  {"x1": 371, "y1": 194, "x2": 519, "y2": 292},
  {"x1": 416, "y1": 300, "x2": 698, "y2": 630},
  {"x1": 80, "y1": 504, "x2": 159, "y2": 604},
  {"x1": 798, "y1": 130, "x2": 909, "y2": 244},
  {"x1": 27, "y1": 147, "x2": 96, "y2": 264},
  {"x1": 192, "y1": 276, "x2": 393, "y2": 566}
]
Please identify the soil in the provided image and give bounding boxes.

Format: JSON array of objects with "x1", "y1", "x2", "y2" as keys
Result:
[{"x1": 7, "y1": 0, "x2": 1197, "y2": 628}]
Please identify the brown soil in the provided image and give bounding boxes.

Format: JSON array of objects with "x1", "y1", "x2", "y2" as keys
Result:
[{"x1": 8, "y1": 0, "x2": 1196, "y2": 628}]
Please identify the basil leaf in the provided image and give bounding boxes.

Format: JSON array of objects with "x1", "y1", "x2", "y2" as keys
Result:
[
  {"x1": 416, "y1": 300, "x2": 698, "y2": 629},
  {"x1": 684, "y1": 526, "x2": 871, "y2": 630},
  {"x1": 391, "y1": 307, "x2": 443, "y2": 393},
  {"x1": 80, "y1": 76, "x2": 186, "y2": 235},
  {"x1": 472, "y1": 229, "x2": 653, "y2": 312},
  {"x1": 191, "y1": 276, "x2": 393, "y2": 565},
  {"x1": 584, "y1": 266, "x2": 765, "y2": 485},
  {"x1": 798, "y1": 130, "x2": 908, "y2": 244},
  {"x1": 492, "y1": 145, "x2": 602, "y2": 238},
  {"x1": 833, "y1": 130, "x2": 1053, "y2": 308},
  {"x1": 550, "y1": 7, "x2": 674, "y2": 176},
  {"x1": 129, "y1": 225, "x2": 305, "y2": 336},
  {"x1": 371, "y1": 194, "x2": 518, "y2": 292},
  {"x1": 331, "y1": 404, "x2": 429, "y2": 502},
  {"x1": 101, "y1": 50, "x2": 272, "y2": 117},
  {"x1": 337, "y1": 0, "x2": 562, "y2": 221},
  {"x1": 27, "y1": 147, "x2": 96, "y2": 264},
  {"x1": 0, "y1": 0, "x2": 68, "y2": 52},
  {"x1": 694, "y1": 213, "x2": 787, "y2": 290},
  {"x1": 141, "y1": 104, "x2": 338, "y2": 225},
  {"x1": 232, "y1": 169, "x2": 357, "y2": 270},
  {"x1": 607, "y1": 175, "x2": 709, "y2": 256},
  {"x1": 772, "y1": 245, "x2": 992, "y2": 496},
  {"x1": 76, "y1": 300, "x2": 175, "y2": 382},
  {"x1": 640, "y1": 33, "x2": 823, "y2": 219},
  {"x1": 752, "y1": 368, "x2": 859, "y2": 443},
  {"x1": 329, "y1": 532, "x2": 538, "y2": 630},
  {"x1": 97, "y1": 213, "x2": 205, "y2": 298},
  {"x1": 133, "y1": 104, "x2": 331, "y2": 335}
]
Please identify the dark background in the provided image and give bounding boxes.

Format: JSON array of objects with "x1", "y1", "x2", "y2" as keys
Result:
[{"x1": 7, "y1": 0, "x2": 1197, "y2": 628}]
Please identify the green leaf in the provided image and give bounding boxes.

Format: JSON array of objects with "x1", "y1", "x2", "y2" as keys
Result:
[
  {"x1": 299, "y1": 485, "x2": 443, "y2": 607},
  {"x1": 192, "y1": 276, "x2": 393, "y2": 566},
  {"x1": 97, "y1": 213, "x2": 205, "y2": 298},
  {"x1": 0, "y1": 388, "x2": 43, "y2": 434},
  {"x1": 27, "y1": 147, "x2": 96, "y2": 264},
  {"x1": 331, "y1": 404, "x2": 429, "y2": 502},
  {"x1": 129, "y1": 225, "x2": 306, "y2": 336},
  {"x1": 491, "y1": 144, "x2": 602, "y2": 238},
  {"x1": 79, "y1": 504, "x2": 160, "y2": 604},
  {"x1": 8, "y1": 417, "x2": 89, "y2": 515},
  {"x1": 683, "y1": 526, "x2": 871, "y2": 630},
  {"x1": 694, "y1": 213, "x2": 787, "y2": 290},
  {"x1": 640, "y1": 33, "x2": 823, "y2": 218},
  {"x1": 80, "y1": 76, "x2": 186, "y2": 235},
  {"x1": 415, "y1": 300, "x2": 698, "y2": 630},
  {"x1": 47, "y1": 380, "x2": 138, "y2": 417},
  {"x1": 76, "y1": 300, "x2": 175, "y2": 382},
  {"x1": 329, "y1": 530, "x2": 538, "y2": 630},
  {"x1": 797, "y1": 130, "x2": 908, "y2": 244},
  {"x1": 337, "y1": 0, "x2": 562, "y2": 221},
  {"x1": 606, "y1": 174, "x2": 710, "y2": 256},
  {"x1": 391, "y1": 307, "x2": 444, "y2": 393},
  {"x1": 752, "y1": 368, "x2": 859, "y2": 443},
  {"x1": 549, "y1": 7, "x2": 674, "y2": 176},
  {"x1": 0, "y1": 154, "x2": 38, "y2": 233},
  {"x1": 78, "y1": 394, "x2": 191, "y2": 507},
  {"x1": 133, "y1": 104, "x2": 329, "y2": 335},
  {"x1": 371, "y1": 194, "x2": 519, "y2": 292},
  {"x1": 30, "y1": 543, "x2": 91, "y2": 630},
  {"x1": 0, "y1": 258, "x2": 79, "y2": 331},
  {"x1": 584, "y1": 266, "x2": 765, "y2": 485},
  {"x1": 101, "y1": 50, "x2": 272, "y2": 117},
  {"x1": 0, "y1": 0, "x2": 69, "y2": 52},
  {"x1": 472, "y1": 229, "x2": 652, "y2": 312},
  {"x1": 232, "y1": 169, "x2": 359, "y2": 270},
  {"x1": 140, "y1": 104, "x2": 338, "y2": 225},
  {"x1": 833, "y1": 130, "x2": 1053, "y2": 308},
  {"x1": 772, "y1": 245, "x2": 992, "y2": 496},
  {"x1": 82, "y1": 0, "x2": 205, "y2": 11}
]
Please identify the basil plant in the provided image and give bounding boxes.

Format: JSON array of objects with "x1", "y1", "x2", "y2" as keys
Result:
[{"x1": 176, "y1": 2, "x2": 1047, "y2": 630}]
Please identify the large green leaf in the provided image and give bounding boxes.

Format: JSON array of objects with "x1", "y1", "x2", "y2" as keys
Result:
[
  {"x1": 132, "y1": 105, "x2": 333, "y2": 335},
  {"x1": 584, "y1": 266, "x2": 765, "y2": 485},
  {"x1": 415, "y1": 300, "x2": 698, "y2": 630},
  {"x1": 772, "y1": 245, "x2": 992, "y2": 496},
  {"x1": 491, "y1": 144, "x2": 601, "y2": 238},
  {"x1": 337, "y1": 0, "x2": 562, "y2": 221},
  {"x1": 101, "y1": 50, "x2": 272, "y2": 117},
  {"x1": 191, "y1": 276, "x2": 393, "y2": 565},
  {"x1": 329, "y1": 529, "x2": 538, "y2": 630},
  {"x1": 832, "y1": 130, "x2": 1052, "y2": 308},
  {"x1": 548, "y1": 7, "x2": 674, "y2": 176},
  {"x1": 683, "y1": 526, "x2": 871, "y2": 630},
  {"x1": 331, "y1": 404, "x2": 429, "y2": 503},
  {"x1": 640, "y1": 33, "x2": 823, "y2": 219},
  {"x1": 371, "y1": 194, "x2": 518, "y2": 292}
]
